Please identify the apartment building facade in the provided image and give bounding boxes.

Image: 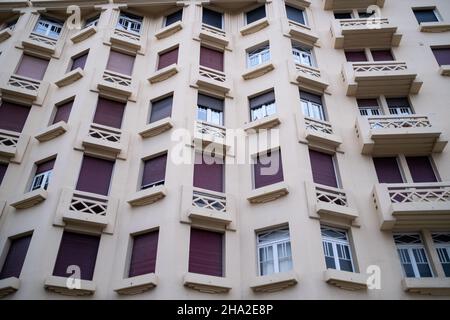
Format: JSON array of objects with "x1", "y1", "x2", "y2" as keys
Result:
[{"x1": 0, "y1": 0, "x2": 449, "y2": 299}]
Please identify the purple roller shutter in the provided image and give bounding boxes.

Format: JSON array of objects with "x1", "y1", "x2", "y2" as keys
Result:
[
  {"x1": 253, "y1": 149, "x2": 284, "y2": 189},
  {"x1": 15, "y1": 54, "x2": 49, "y2": 80},
  {"x1": 193, "y1": 153, "x2": 224, "y2": 192},
  {"x1": 92, "y1": 97, "x2": 125, "y2": 129},
  {"x1": 52, "y1": 231, "x2": 100, "y2": 281},
  {"x1": 0, "y1": 163, "x2": 7, "y2": 186},
  {"x1": 158, "y1": 47, "x2": 178, "y2": 70},
  {"x1": 299, "y1": 90, "x2": 322, "y2": 104},
  {"x1": 0, "y1": 234, "x2": 32, "y2": 280},
  {"x1": 71, "y1": 52, "x2": 88, "y2": 71},
  {"x1": 0, "y1": 101, "x2": 30, "y2": 133},
  {"x1": 250, "y1": 91, "x2": 275, "y2": 109},
  {"x1": 141, "y1": 154, "x2": 167, "y2": 189},
  {"x1": 432, "y1": 48, "x2": 450, "y2": 66},
  {"x1": 197, "y1": 94, "x2": 224, "y2": 111},
  {"x1": 371, "y1": 50, "x2": 394, "y2": 61},
  {"x1": 35, "y1": 158, "x2": 55, "y2": 175},
  {"x1": 189, "y1": 228, "x2": 223, "y2": 277},
  {"x1": 357, "y1": 99, "x2": 379, "y2": 107},
  {"x1": 345, "y1": 51, "x2": 367, "y2": 62},
  {"x1": 406, "y1": 156, "x2": 437, "y2": 183},
  {"x1": 128, "y1": 230, "x2": 159, "y2": 277},
  {"x1": 76, "y1": 156, "x2": 114, "y2": 196},
  {"x1": 52, "y1": 100, "x2": 73, "y2": 124},
  {"x1": 373, "y1": 157, "x2": 403, "y2": 183},
  {"x1": 386, "y1": 97, "x2": 410, "y2": 108},
  {"x1": 149, "y1": 95, "x2": 173, "y2": 123},
  {"x1": 309, "y1": 150, "x2": 338, "y2": 187},
  {"x1": 106, "y1": 50, "x2": 135, "y2": 76},
  {"x1": 200, "y1": 46, "x2": 224, "y2": 71}
]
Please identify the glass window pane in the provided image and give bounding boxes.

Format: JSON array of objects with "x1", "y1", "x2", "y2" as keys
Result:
[
  {"x1": 259, "y1": 246, "x2": 274, "y2": 276},
  {"x1": 197, "y1": 106, "x2": 207, "y2": 121}
]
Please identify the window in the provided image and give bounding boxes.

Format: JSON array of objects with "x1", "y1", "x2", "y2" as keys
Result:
[
  {"x1": 358, "y1": 11, "x2": 374, "y2": 19},
  {"x1": 394, "y1": 234, "x2": 433, "y2": 278},
  {"x1": 300, "y1": 91, "x2": 325, "y2": 120},
  {"x1": 197, "y1": 93, "x2": 224, "y2": 125},
  {"x1": 413, "y1": 9, "x2": 439, "y2": 24},
  {"x1": 189, "y1": 228, "x2": 223, "y2": 277},
  {"x1": 16, "y1": 54, "x2": 49, "y2": 80},
  {"x1": 2, "y1": 18, "x2": 18, "y2": 31},
  {"x1": 334, "y1": 12, "x2": 352, "y2": 19},
  {"x1": 84, "y1": 15, "x2": 100, "y2": 28},
  {"x1": 371, "y1": 50, "x2": 394, "y2": 61},
  {"x1": 386, "y1": 98, "x2": 413, "y2": 115},
  {"x1": 202, "y1": 7, "x2": 223, "y2": 29},
  {"x1": 357, "y1": 99, "x2": 381, "y2": 116},
  {"x1": 76, "y1": 155, "x2": 115, "y2": 196},
  {"x1": 141, "y1": 153, "x2": 167, "y2": 189},
  {"x1": 257, "y1": 227, "x2": 292, "y2": 276},
  {"x1": 0, "y1": 163, "x2": 7, "y2": 186},
  {"x1": 149, "y1": 95, "x2": 173, "y2": 123},
  {"x1": 30, "y1": 158, "x2": 55, "y2": 191},
  {"x1": 249, "y1": 90, "x2": 276, "y2": 121},
  {"x1": 165, "y1": 9, "x2": 182, "y2": 27},
  {"x1": 292, "y1": 44, "x2": 313, "y2": 66},
  {"x1": 309, "y1": 149, "x2": 338, "y2": 188},
  {"x1": 247, "y1": 44, "x2": 270, "y2": 68},
  {"x1": 193, "y1": 152, "x2": 224, "y2": 193},
  {"x1": 321, "y1": 226, "x2": 354, "y2": 272},
  {"x1": 106, "y1": 50, "x2": 135, "y2": 76},
  {"x1": 128, "y1": 230, "x2": 159, "y2": 277},
  {"x1": 0, "y1": 101, "x2": 30, "y2": 133},
  {"x1": 200, "y1": 46, "x2": 224, "y2": 71},
  {"x1": 286, "y1": 5, "x2": 306, "y2": 25},
  {"x1": 253, "y1": 149, "x2": 284, "y2": 189},
  {"x1": 405, "y1": 156, "x2": 437, "y2": 183},
  {"x1": 52, "y1": 100, "x2": 73, "y2": 124},
  {"x1": 431, "y1": 47, "x2": 450, "y2": 66},
  {"x1": 345, "y1": 51, "x2": 367, "y2": 62},
  {"x1": 117, "y1": 12, "x2": 142, "y2": 34},
  {"x1": 0, "y1": 233, "x2": 32, "y2": 280},
  {"x1": 52, "y1": 231, "x2": 100, "y2": 281},
  {"x1": 432, "y1": 233, "x2": 450, "y2": 277},
  {"x1": 246, "y1": 5, "x2": 266, "y2": 25},
  {"x1": 93, "y1": 97, "x2": 126, "y2": 129},
  {"x1": 373, "y1": 157, "x2": 404, "y2": 183},
  {"x1": 34, "y1": 16, "x2": 63, "y2": 39},
  {"x1": 70, "y1": 51, "x2": 88, "y2": 71},
  {"x1": 157, "y1": 47, "x2": 179, "y2": 70}
]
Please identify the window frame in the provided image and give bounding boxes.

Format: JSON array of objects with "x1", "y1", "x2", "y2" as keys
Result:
[
  {"x1": 202, "y1": 7, "x2": 224, "y2": 30},
  {"x1": 412, "y1": 7, "x2": 441, "y2": 24},
  {"x1": 285, "y1": 4, "x2": 307, "y2": 26},
  {"x1": 245, "y1": 5, "x2": 267, "y2": 25},
  {"x1": 33, "y1": 16, "x2": 63, "y2": 39},
  {"x1": 301, "y1": 98, "x2": 325, "y2": 121},
  {"x1": 116, "y1": 12, "x2": 143, "y2": 34},
  {"x1": 432, "y1": 233, "x2": 450, "y2": 277},
  {"x1": 140, "y1": 152, "x2": 167, "y2": 190},
  {"x1": 247, "y1": 43, "x2": 270, "y2": 68},
  {"x1": 292, "y1": 44, "x2": 315, "y2": 67},
  {"x1": 164, "y1": 8, "x2": 183, "y2": 27},
  {"x1": 321, "y1": 226, "x2": 355, "y2": 272},
  {"x1": 394, "y1": 233, "x2": 434, "y2": 278},
  {"x1": 257, "y1": 227, "x2": 292, "y2": 276}
]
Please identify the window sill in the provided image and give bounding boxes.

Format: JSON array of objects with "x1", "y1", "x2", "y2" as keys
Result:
[
  {"x1": 0, "y1": 277, "x2": 20, "y2": 298},
  {"x1": 139, "y1": 117, "x2": 173, "y2": 138},
  {"x1": 55, "y1": 68, "x2": 84, "y2": 88},
  {"x1": 155, "y1": 21, "x2": 182, "y2": 40},
  {"x1": 240, "y1": 17, "x2": 269, "y2": 36},
  {"x1": 148, "y1": 64, "x2": 179, "y2": 84},
  {"x1": 243, "y1": 114, "x2": 280, "y2": 132},
  {"x1": 402, "y1": 277, "x2": 450, "y2": 296},
  {"x1": 70, "y1": 25, "x2": 97, "y2": 43},
  {"x1": 439, "y1": 65, "x2": 450, "y2": 76},
  {"x1": 247, "y1": 182, "x2": 289, "y2": 204},
  {"x1": 0, "y1": 200, "x2": 6, "y2": 219},
  {"x1": 35, "y1": 121, "x2": 68, "y2": 142},
  {"x1": 324, "y1": 269, "x2": 368, "y2": 291},
  {"x1": 287, "y1": 20, "x2": 319, "y2": 46},
  {"x1": 242, "y1": 62, "x2": 274, "y2": 80},
  {"x1": 127, "y1": 185, "x2": 167, "y2": 207},
  {"x1": 0, "y1": 28, "x2": 12, "y2": 43},
  {"x1": 10, "y1": 188, "x2": 47, "y2": 210},
  {"x1": 419, "y1": 21, "x2": 450, "y2": 33},
  {"x1": 188, "y1": 207, "x2": 233, "y2": 226},
  {"x1": 249, "y1": 271, "x2": 298, "y2": 293},
  {"x1": 183, "y1": 272, "x2": 231, "y2": 294},
  {"x1": 44, "y1": 275, "x2": 96, "y2": 296},
  {"x1": 114, "y1": 273, "x2": 158, "y2": 295}
]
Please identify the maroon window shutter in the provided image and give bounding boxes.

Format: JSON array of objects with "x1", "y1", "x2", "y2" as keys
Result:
[
  {"x1": 158, "y1": 47, "x2": 179, "y2": 70},
  {"x1": 0, "y1": 101, "x2": 30, "y2": 133},
  {"x1": 106, "y1": 50, "x2": 135, "y2": 76},
  {"x1": 373, "y1": 157, "x2": 403, "y2": 183},
  {"x1": 15, "y1": 54, "x2": 49, "y2": 80},
  {"x1": 149, "y1": 95, "x2": 173, "y2": 123},
  {"x1": 128, "y1": 230, "x2": 159, "y2": 277},
  {"x1": 200, "y1": 46, "x2": 224, "y2": 71},
  {"x1": 193, "y1": 153, "x2": 224, "y2": 192},
  {"x1": 345, "y1": 51, "x2": 367, "y2": 62},
  {"x1": 92, "y1": 97, "x2": 126, "y2": 129},
  {"x1": 52, "y1": 100, "x2": 73, "y2": 124},
  {"x1": 0, "y1": 234, "x2": 32, "y2": 280},
  {"x1": 253, "y1": 149, "x2": 284, "y2": 189},
  {"x1": 36, "y1": 158, "x2": 55, "y2": 175},
  {"x1": 432, "y1": 48, "x2": 450, "y2": 66},
  {"x1": 0, "y1": 163, "x2": 7, "y2": 186},
  {"x1": 71, "y1": 52, "x2": 88, "y2": 71},
  {"x1": 141, "y1": 154, "x2": 167, "y2": 189},
  {"x1": 406, "y1": 156, "x2": 437, "y2": 183},
  {"x1": 371, "y1": 50, "x2": 394, "y2": 61},
  {"x1": 189, "y1": 228, "x2": 223, "y2": 277},
  {"x1": 309, "y1": 149, "x2": 338, "y2": 187},
  {"x1": 357, "y1": 99, "x2": 379, "y2": 107},
  {"x1": 52, "y1": 231, "x2": 100, "y2": 281},
  {"x1": 76, "y1": 156, "x2": 115, "y2": 196}
]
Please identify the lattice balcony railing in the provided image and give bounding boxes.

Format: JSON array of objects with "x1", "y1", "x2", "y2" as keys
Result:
[
  {"x1": 113, "y1": 28, "x2": 140, "y2": 42},
  {"x1": 195, "y1": 121, "x2": 226, "y2": 140},
  {"x1": 305, "y1": 117, "x2": 334, "y2": 135},
  {"x1": 352, "y1": 62, "x2": 408, "y2": 72},
  {"x1": 69, "y1": 192, "x2": 108, "y2": 216},
  {"x1": 387, "y1": 183, "x2": 450, "y2": 204},
  {"x1": 295, "y1": 63, "x2": 321, "y2": 78},
  {"x1": 368, "y1": 115, "x2": 432, "y2": 129},
  {"x1": 28, "y1": 32, "x2": 57, "y2": 46},
  {"x1": 201, "y1": 23, "x2": 226, "y2": 38},
  {"x1": 102, "y1": 70, "x2": 132, "y2": 87},
  {"x1": 88, "y1": 123, "x2": 121, "y2": 143},
  {"x1": 199, "y1": 65, "x2": 226, "y2": 83},
  {"x1": 192, "y1": 189, "x2": 226, "y2": 212},
  {"x1": 339, "y1": 18, "x2": 390, "y2": 28},
  {"x1": 8, "y1": 75, "x2": 40, "y2": 91},
  {"x1": 0, "y1": 130, "x2": 20, "y2": 148},
  {"x1": 315, "y1": 184, "x2": 348, "y2": 206}
]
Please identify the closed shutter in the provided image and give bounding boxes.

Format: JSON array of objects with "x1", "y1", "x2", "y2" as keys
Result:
[
  {"x1": 334, "y1": 12, "x2": 352, "y2": 19},
  {"x1": 0, "y1": 101, "x2": 30, "y2": 133},
  {"x1": 197, "y1": 94, "x2": 224, "y2": 112},
  {"x1": 0, "y1": 163, "x2": 7, "y2": 186},
  {"x1": 0, "y1": 234, "x2": 32, "y2": 280},
  {"x1": 200, "y1": 46, "x2": 224, "y2": 71},
  {"x1": 406, "y1": 156, "x2": 437, "y2": 183},
  {"x1": 193, "y1": 152, "x2": 224, "y2": 192},
  {"x1": 309, "y1": 150, "x2": 338, "y2": 187},
  {"x1": 106, "y1": 50, "x2": 135, "y2": 76},
  {"x1": 52, "y1": 100, "x2": 73, "y2": 124},
  {"x1": 373, "y1": 157, "x2": 403, "y2": 183},
  {"x1": 189, "y1": 228, "x2": 223, "y2": 277},
  {"x1": 150, "y1": 95, "x2": 173, "y2": 123},
  {"x1": 254, "y1": 149, "x2": 284, "y2": 189},
  {"x1": 15, "y1": 54, "x2": 49, "y2": 80},
  {"x1": 158, "y1": 47, "x2": 178, "y2": 70},
  {"x1": 52, "y1": 232, "x2": 100, "y2": 281},
  {"x1": 246, "y1": 5, "x2": 266, "y2": 24},
  {"x1": 141, "y1": 154, "x2": 167, "y2": 189},
  {"x1": 249, "y1": 91, "x2": 275, "y2": 109},
  {"x1": 386, "y1": 97, "x2": 410, "y2": 108},
  {"x1": 36, "y1": 158, "x2": 55, "y2": 175},
  {"x1": 432, "y1": 48, "x2": 450, "y2": 66},
  {"x1": 165, "y1": 9, "x2": 182, "y2": 26},
  {"x1": 92, "y1": 97, "x2": 125, "y2": 129},
  {"x1": 413, "y1": 10, "x2": 438, "y2": 23},
  {"x1": 71, "y1": 52, "x2": 88, "y2": 71},
  {"x1": 202, "y1": 8, "x2": 222, "y2": 29},
  {"x1": 76, "y1": 156, "x2": 115, "y2": 196},
  {"x1": 128, "y1": 230, "x2": 159, "y2": 277},
  {"x1": 299, "y1": 90, "x2": 322, "y2": 104},
  {"x1": 345, "y1": 51, "x2": 367, "y2": 62},
  {"x1": 357, "y1": 99, "x2": 379, "y2": 107},
  {"x1": 371, "y1": 50, "x2": 394, "y2": 61},
  {"x1": 286, "y1": 5, "x2": 305, "y2": 25}
]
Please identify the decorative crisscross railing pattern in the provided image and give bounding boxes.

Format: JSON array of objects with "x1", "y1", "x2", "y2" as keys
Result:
[
  {"x1": 0, "y1": 130, "x2": 19, "y2": 148},
  {"x1": 368, "y1": 115, "x2": 432, "y2": 129},
  {"x1": 88, "y1": 124, "x2": 121, "y2": 143},
  {"x1": 295, "y1": 63, "x2": 321, "y2": 78},
  {"x1": 196, "y1": 121, "x2": 226, "y2": 140},
  {"x1": 69, "y1": 192, "x2": 108, "y2": 216},
  {"x1": 352, "y1": 62, "x2": 408, "y2": 72},
  {"x1": 305, "y1": 117, "x2": 334, "y2": 135},
  {"x1": 102, "y1": 70, "x2": 132, "y2": 87},
  {"x1": 201, "y1": 23, "x2": 226, "y2": 38},
  {"x1": 192, "y1": 190, "x2": 226, "y2": 212},
  {"x1": 113, "y1": 28, "x2": 140, "y2": 42},
  {"x1": 339, "y1": 18, "x2": 389, "y2": 27},
  {"x1": 8, "y1": 75, "x2": 40, "y2": 91},
  {"x1": 388, "y1": 184, "x2": 450, "y2": 204},
  {"x1": 315, "y1": 185, "x2": 348, "y2": 206},
  {"x1": 199, "y1": 66, "x2": 226, "y2": 82},
  {"x1": 28, "y1": 32, "x2": 57, "y2": 46}
]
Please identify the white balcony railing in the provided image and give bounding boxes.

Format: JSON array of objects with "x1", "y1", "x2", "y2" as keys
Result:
[
  {"x1": 0, "y1": 130, "x2": 20, "y2": 149},
  {"x1": 338, "y1": 18, "x2": 390, "y2": 28},
  {"x1": 192, "y1": 189, "x2": 226, "y2": 213},
  {"x1": 387, "y1": 183, "x2": 450, "y2": 204},
  {"x1": 201, "y1": 23, "x2": 226, "y2": 38},
  {"x1": 28, "y1": 32, "x2": 58, "y2": 46},
  {"x1": 352, "y1": 61, "x2": 407, "y2": 73},
  {"x1": 88, "y1": 123, "x2": 121, "y2": 143},
  {"x1": 102, "y1": 70, "x2": 132, "y2": 87},
  {"x1": 195, "y1": 121, "x2": 226, "y2": 140},
  {"x1": 199, "y1": 66, "x2": 226, "y2": 83},
  {"x1": 368, "y1": 115, "x2": 432, "y2": 130},
  {"x1": 69, "y1": 191, "x2": 108, "y2": 217},
  {"x1": 304, "y1": 117, "x2": 334, "y2": 135},
  {"x1": 113, "y1": 28, "x2": 140, "y2": 42},
  {"x1": 295, "y1": 63, "x2": 321, "y2": 78},
  {"x1": 315, "y1": 184, "x2": 349, "y2": 207},
  {"x1": 7, "y1": 75, "x2": 40, "y2": 91}
]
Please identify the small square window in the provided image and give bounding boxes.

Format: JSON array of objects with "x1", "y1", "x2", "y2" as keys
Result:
[
  {"x1": 413, "y1": 9, "x2": 439, "y2": 24},
  {"x1": 165, "y1": 9, "x2": 182, "y2": 27},
  {"x1": 286, "y1": 5, "x2": 306, "y2": 25},
  {"x1": 247, "y1": 43, "x2": 270, "y2": 68},
  {"x1": 202, "y1": 7, "x2": 223, "y2": 29},
  {"x1": 431, "y1": 47, "x2": 450, "y2": 66},
  {"x1": 246, "y1": 5, "x2": 266, "y2": 25}
]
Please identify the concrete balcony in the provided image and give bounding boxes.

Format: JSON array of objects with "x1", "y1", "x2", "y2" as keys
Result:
[
  {"x1": 79, "y1": 123, "x2": 129, "y2": 160},
  {"x1": 324, "y1": 0, "x2": 385, "y2": 10},
  {"x1": 109, "y1": 28, "x2": 141, "y2": 53},
  {"x1": 293, "y1": 63, "x2": 329, "y2": 92},
  {"x1": 342, "y1": 61, "x2": 422, "y2": 97},
  {"x1": 372, "y1": 182, "x2": 450, "y2": 230},
  {"x1": 194, "y1": 66, "x2": 232, "y2": 95},
  {"x1": 331, "y1": 18, "x2": 402, "y2": 49},
  {"x1": 97, "y1": 70, "x2": 135, "y2": 102},
  {"x1": 199, "y1": 24, "x2": 230, "y2": 47},
  {"x1": 0, "y1": 73, "x2": 49, "y2": 105},
  {"x1": 22, "y1": 32, "x2": 57, "y2": 56},
  {"x1": 302, "y1": 117, "x2": 342, "y2": 150},
  {"x1": 193, "y1": 120, "x2": 230, "y2": 153},
  {"x1": 0, "y1": 129, "x2": 30, "y2": 164},
  {"x1": 355, "y1": 115, "x2": 447, "y2": 155}
]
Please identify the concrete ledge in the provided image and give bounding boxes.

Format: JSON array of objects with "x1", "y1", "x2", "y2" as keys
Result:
[
  {"x1": 240, "y1": 18, "x2": 269, "y2": 36},
  {"x1": 439, "y1": 65, "x2": 450, "y2": 76},
  {"x1": 402, "y1": 277, "x2": 450, "y2": 296},
  {"x1": 243, "y1": 114, "x2": 280, "y2": 132},
  {"x1": 148, "y1": 64, "x2": 178, "y2": 84},
  {"x1": 242, "y1": 62, "x2": 274, "y2": 80},
  {"x1": 139, "y1": 117, "x2": 173, "y2": 138},
  {"x1": 247, "y1": 182, "x2": 289, "y2": 204},
  {"x1": 155, "y1": 21, "x2": 182, "y2": 39},
  {"x1": 10, "y1": 189, "x2": 48, "y2": 209},
  {"x1": 0, "y1": 277, "x2": 20, "y2": 299},
  {"x1": 44, "y1": 275, "x2": 95, "y2": 296},
  {"x1": 183, "y1": 272, "x2": 231, "y2": 294},
  {"x1": 71, "y1": 25, "x2": 97, "y2": 43},
  {"x1": 250, "y1": 271, "x2": 298, "y2": 293},
  {"x1": 55, "y1": 68, "x2": 84, "y2": 88},
  {"x1": 324, "y1": 269, "x2": 368, "y2": 291},
  {"x1": 419, "y1": 22, "x2": 450, "y2": 33},
  {"x1": 114, "y1": 273, "x2": 158, "y2": 295},
  {"x1": 127, "y1": 185, "x2": 167, "y2": 207},
  {"x1": 35, "y1": 121, "x2": 68, "y2": 142},
  {"x1": 0, "y1": 28, "x2": 12, "y2": 43}
]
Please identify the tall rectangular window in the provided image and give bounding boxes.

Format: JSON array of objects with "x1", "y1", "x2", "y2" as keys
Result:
[
  {"x1": 247, "y1": 44, "x2": 270, "y2": 68},
  {"x1": 141, "y1": 153, "x2": 167, "y2": 189},
  {"x1": 30, "y1": 158, "x2": 55, "y2": 191},
  {"x1": 202, "y1": 8, "x2": 223, "y2": 29},
  {"x1": 197, "y1": 93, "x2": 224, "y2": 125},
  {"x1": 117, "y1": 12, "x2": 142, "y2": 34},
  {"x1": 432, "y1": 47, "x2": 450, "y2": 66},
  {"x1": 70, "y1": 51, "x2": 88, "y2": 71},
  {"x1": 386, "y1": 98, "x2": 413, "y2": 115},
  {"x1": 357, "y1": 99, "x2": 381, "y2": 116},
  {"x1": 158, "y1": 47, "x2": 179, "y2": 70},
  {"x1": 93, "y1": 97, "x2": 126, "y2": 129},
  {"x1": 193, "y1": 152, "x2": 224, "y2": 193},
  {"x1": 286, "y1": 5, "x2": 306, "y2": 25},
  {"x1": 0, "y1": 233, "x2": 32, "y2": 280},
  {"x1": 52, "y1": 100, "x2": 73, "y2": 124},
  {"x1": 405, "y1": 156, "x2": 437, "y2": 183},
  {"x1": 300, "y1": 91, "x2": 325, "y2": 120},
  {"x1": 149, "y1": 95, "x2": 173, "y2": 123},
  {"x1": 413, "y1": 9, "x2": 439, "y2": 23},
  {"x1": 249, "y1": 90, "x2": 276, "y2": 121},
  {"x1": 0, "y1": 101, "x2": 30, "y2": 133},
  {"x1": 321, "y1": 226, "x2": 354, "y2": 272},
  {"x1": 106, "y1": 50, "x2": 135, "y2": 76},
  {"x1": 257, "y1": 227, "x2": 292, "y2": 276},
  {"x1": 373, "y1": 157, "x2": 404, "y2": 183},
  {"x1": 371, "y1": 49, "x2": 394, "y2": 61},
  {"x1": 0, "y1": 163, "x2": 8, "y2": 186},
  {"x1": 253, "y1": 149, "x2": 284, "y2": 189},
  {"x1": 34, "y1": 16, "x2": 63, "y2": 39},
  {"x1": 345, "y1": 51, "x2": 367, "y2": 62},
  {"x1": 16, "y1": 54, "x2": 49, "y2": 80},
  {"x1": 394, "y1": 234, "x2": 433, "y2": 278},
  {"x1": 200, "y1": 46, "x2": 224, "y2": 71},
  {"x1": 292, "y1": 44, "x2": 313, "y2": 66},
  {"x1": 432, "y1": 233, "x2": 450, "y2": 277},
  {"x1": 128, "y1": 230, "x2": 159, "y2": 277},
  {"x1": 52, "y1": 231, "x2": 100, "y2": 281},
  {"x1": 76, "y1": 155, "x2": 115, "y2": 196},
  {"x1": 189, "y1": 228, "x2": 223, "y2": 277},
  {"x1": 165, "y1": 9, "x2": 182, "y2": 26},
  {"x1": 309, "y1": 150, "x2": 338, "y2": 188},
  {"x1": 246, "y1": 5, "x2": 266, "y2": 25}
]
